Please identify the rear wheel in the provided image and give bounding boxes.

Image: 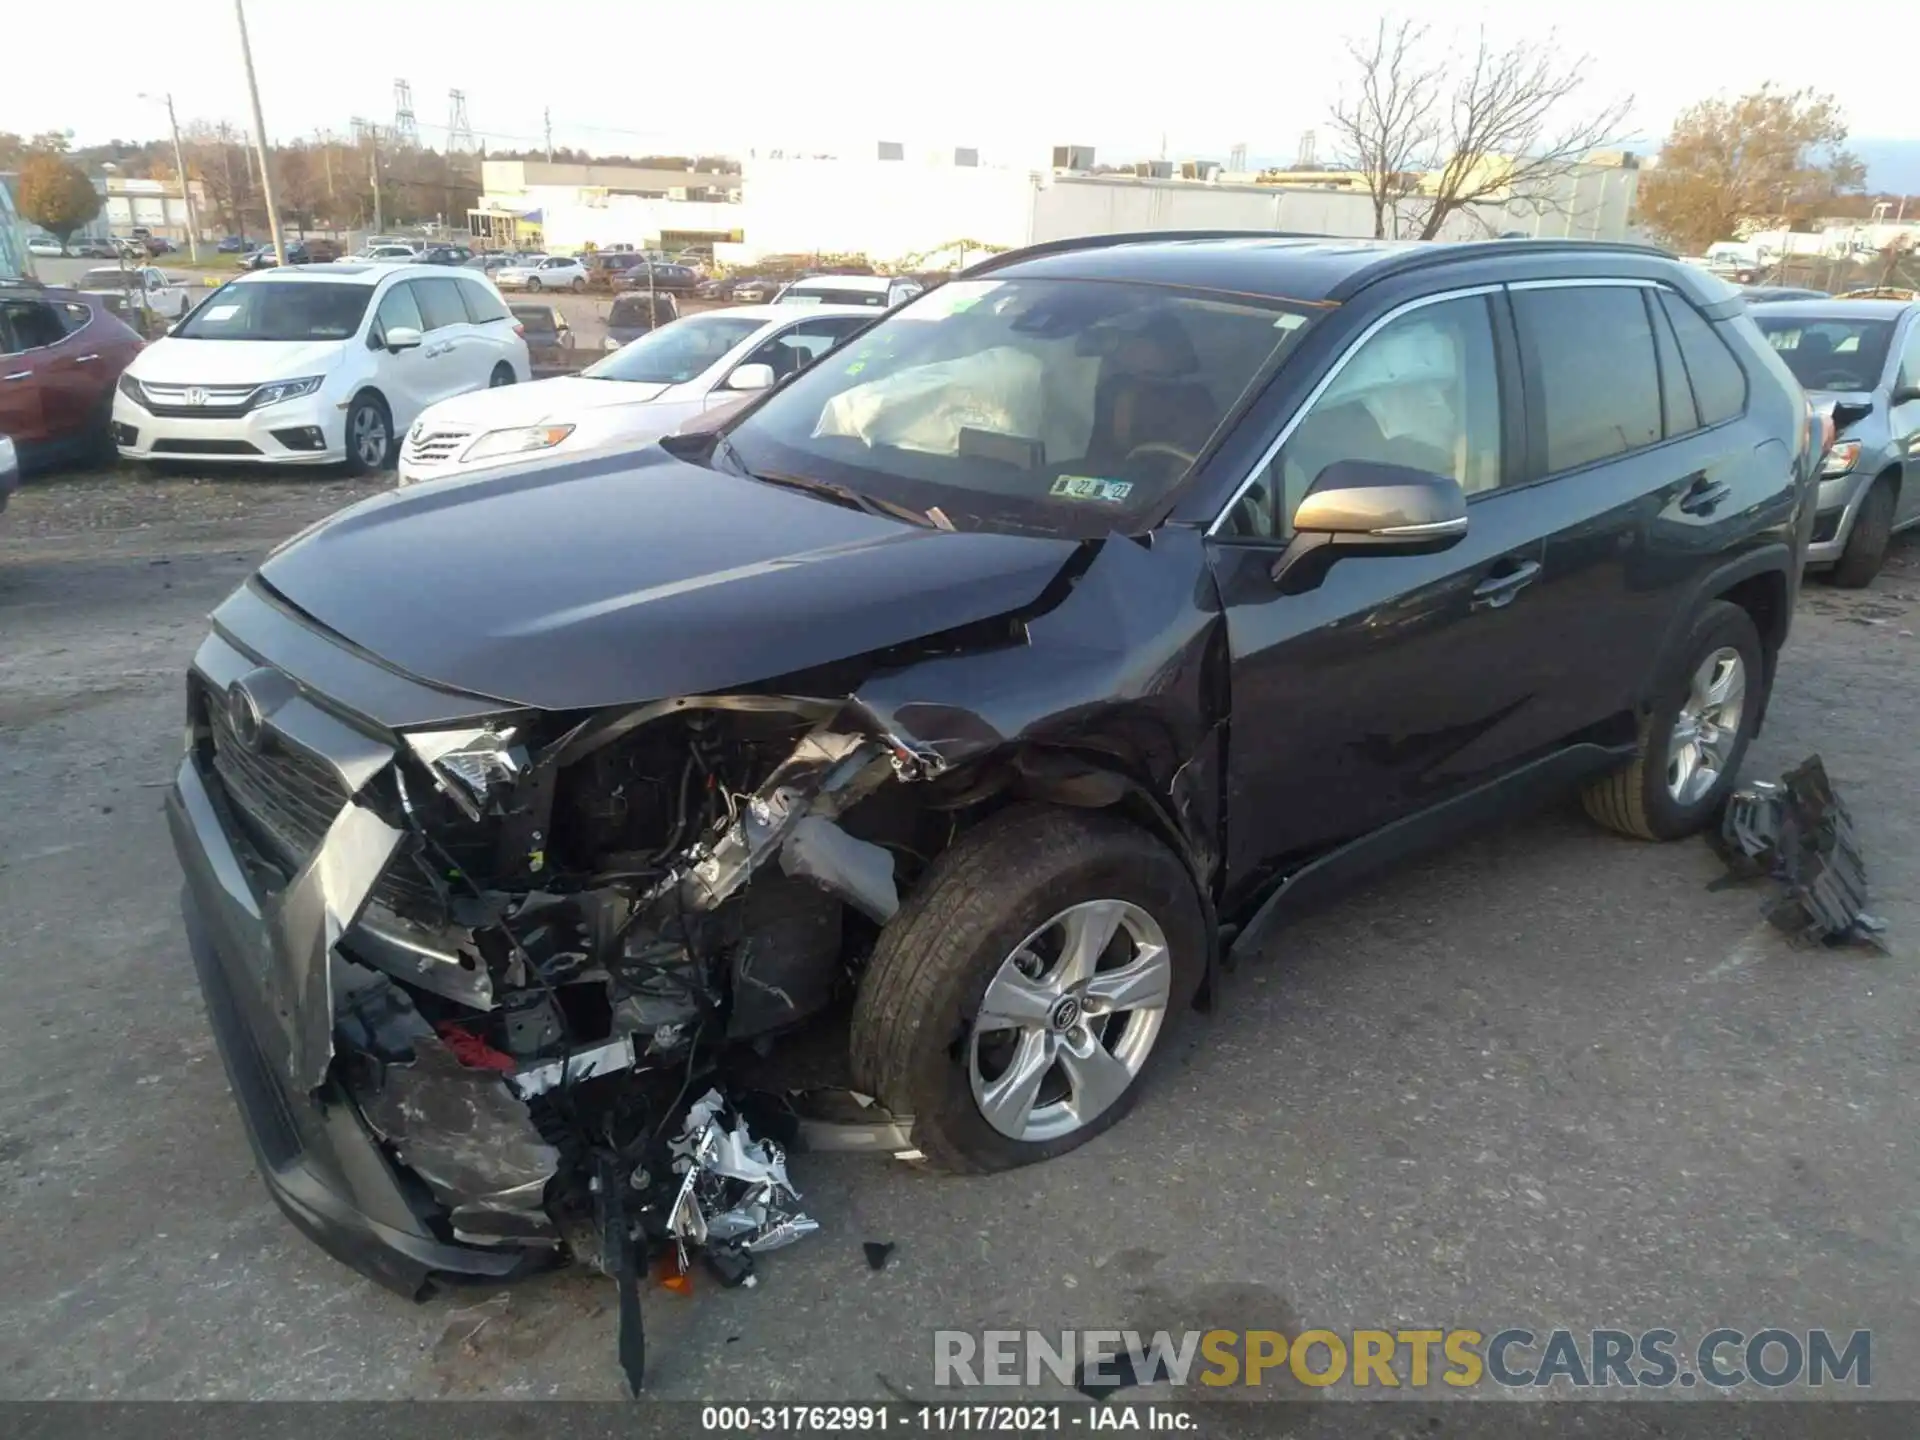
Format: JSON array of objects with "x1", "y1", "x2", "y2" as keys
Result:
[
  {"x1": 850, "y1": 804, "x2": 1205, "y2": 1173},
  {"x1": 569, "y1": 277, "x2": 585, "y2": 293},
  {"x1": 1582, "y1": 600, "x2": 1764, "y2": 840},
  {"x1": 527, "y1": 277, "x2": 543, "y2": 292},
  {"x1": 1828, "y1": 474, "x2": 1897, "y2": 589},
  {"x1": 341, "y1": 393, "x2": 393, "y2": 475}
]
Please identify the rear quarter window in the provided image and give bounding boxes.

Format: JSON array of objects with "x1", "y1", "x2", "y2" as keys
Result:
[{"x1": 1658, "y1": 290, "x2": 1748, "y2": 425}]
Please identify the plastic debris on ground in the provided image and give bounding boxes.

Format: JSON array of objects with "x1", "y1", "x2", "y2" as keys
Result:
[
  {"x1": 668, "y1": 1089, "x2": 820, "y2": 1287},
  {"x1": 1716, "y1": 754, "x2": 1886, "y2": 948}
]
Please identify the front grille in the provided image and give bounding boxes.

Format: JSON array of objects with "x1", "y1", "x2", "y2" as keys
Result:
[
  {"x1": 207, "y1": 688, "x2": 350, "y2": 861},
  {"x1": 137, "y1": 381, "x2": 258, "y2": 418},
  {"x1": 154, "y1": 439, "x2": 262, "y2": 455},
  {"x1": 404, "y1": 427, "x2": 473, "y2": 467},
  {"x1": 202, "y1": 680, "x2": 446, "y2": 920}
]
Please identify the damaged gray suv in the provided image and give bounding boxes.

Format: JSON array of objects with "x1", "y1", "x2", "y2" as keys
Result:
[{"x1": 168, "y1": 234, "x2": 1820, "y2": 1356}]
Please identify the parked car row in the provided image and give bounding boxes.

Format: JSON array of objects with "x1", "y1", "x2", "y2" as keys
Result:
[{"x1": 1, "y1": 279, "x2": 147, "y2": 470}]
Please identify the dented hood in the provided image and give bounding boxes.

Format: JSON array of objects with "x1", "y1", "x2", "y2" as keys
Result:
[{"x1": 258, "y1": 445, "x2": 1079, "y2": 711}]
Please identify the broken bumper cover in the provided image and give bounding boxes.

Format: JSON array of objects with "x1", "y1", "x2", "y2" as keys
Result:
[{"x1": 168, "y1": 756, "x2": 546, "y2": 1297}]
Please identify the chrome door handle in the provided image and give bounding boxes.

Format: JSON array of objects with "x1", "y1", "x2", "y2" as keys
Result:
[
  {"x1": 1679, "y1": 478, "x2": 1731, "y2": 516},
  {"x1": 1471, "y1": 558, "x2": 1542, "y2": 611},
  {"x1": 72, "y1": 354, "x2": 100, "y2": 363},
  {"x1": 2, "y1": 371, "x2": 30, "y2": 381}
]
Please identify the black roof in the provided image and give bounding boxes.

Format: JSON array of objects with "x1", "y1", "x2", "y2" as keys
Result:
[{"x1": 967, "y1": 232, "x2": 1685, "y2": 304}]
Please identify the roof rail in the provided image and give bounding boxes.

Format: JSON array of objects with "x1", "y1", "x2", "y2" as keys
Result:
[
  {"x1": 959, "y1": 229, "x2": 1334, "y2": 278},
  {"x1": 1324, "y1": 237, "x2": 1677, "y2": 301}
]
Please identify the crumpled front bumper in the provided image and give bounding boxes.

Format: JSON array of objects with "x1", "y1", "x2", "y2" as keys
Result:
[{"x1": 167, "y1": 740, "x2": 548, "y2": 1299}]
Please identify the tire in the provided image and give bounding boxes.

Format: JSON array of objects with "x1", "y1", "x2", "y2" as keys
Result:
[
  {"x1": 850, "y1": 803, "x2": 1205, "y2": 1174},
  {"x1": 527, "y1": 278, "x2": 543, "y2": 292},
  {"x1": 570, "y1": 277, "x2": 585, "y2": 293},
  {"x1": 341, "y1": 392, "x2": 394, "y2": 475},
  {"x1": 1828, "y1": 475, "x2": 1897, "y2": 589},
  {"x1": 489, "y1": 363, "x2": 515, "y2": 388},
  {"x1": 1582, "y1": 600, "x2": 1765, "y2": 841}
]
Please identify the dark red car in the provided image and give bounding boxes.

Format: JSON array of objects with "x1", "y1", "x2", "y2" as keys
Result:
[{"x1": 0, "y1": 282, "x2": 144, "y2": 470}]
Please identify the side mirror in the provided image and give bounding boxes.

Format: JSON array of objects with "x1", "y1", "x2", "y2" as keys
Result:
[
  {"x1": 1272, "y1": 460, "x2": 1468, "y2": 589},
  {"x1": 727, "y1": 362, "x2": 776, "y2": 392},
  {"x1": 384, "y1": 325, "x2": 424, "y2": 352}
]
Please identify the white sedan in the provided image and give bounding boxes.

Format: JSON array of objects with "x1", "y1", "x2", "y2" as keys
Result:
[
  {"x1": 77, "y1": 265, "x2": 195, "y2": 322},
  {"x1": 397, "y1": 304, "x2": 874, "y2": 485},
  {"x1": 493, "y1": 255, "x2": 588, "y2": 292}
]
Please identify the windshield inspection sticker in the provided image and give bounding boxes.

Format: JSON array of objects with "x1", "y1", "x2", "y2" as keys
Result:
[{"x1": 1051, "y1": 475, "x2": 1134, "y2": 503}]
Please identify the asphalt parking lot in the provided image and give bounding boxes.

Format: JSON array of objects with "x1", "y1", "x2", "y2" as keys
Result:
[{"x1": 2, "y1": 464, "x2": 1917, "y2": 1401}]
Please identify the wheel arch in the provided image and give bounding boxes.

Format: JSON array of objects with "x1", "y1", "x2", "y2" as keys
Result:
[{"x1": 1643, "y1": 546, "x2": 1795, "y2": 735}]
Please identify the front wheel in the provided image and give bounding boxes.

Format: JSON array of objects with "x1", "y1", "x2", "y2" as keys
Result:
[
  {"x1": 1828, "y1": 475, "x2": 1896, "y2": 589},
  {"x1": 341, "y1": 393, "x2": 394, "y2": 475},
  {"x1": 1582, "y1": 600, "x2": 1765, "y2": 840},
  {"x1": 850, "y1": 804, "x2": 1205, "y2": 1173}
]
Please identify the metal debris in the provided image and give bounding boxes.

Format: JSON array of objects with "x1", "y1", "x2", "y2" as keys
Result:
[
  {"x1": 667, "y1": 1089, "x2": 820, "y2": 1282},
  {"x1": 1718, "y1": 755, "x2": 1884, "y2": 947}
]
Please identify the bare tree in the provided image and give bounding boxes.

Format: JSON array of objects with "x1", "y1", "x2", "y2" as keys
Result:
[
  {"x1": 1327, "y1": 19, "x2": 1441, "y2": 238},
  {"x1": 1329, "y1": 22, "x2": 1633, "y2": 241}
]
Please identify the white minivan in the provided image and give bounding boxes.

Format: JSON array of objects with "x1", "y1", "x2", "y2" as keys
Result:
[{"x1": 112, "y1": 263, "x2": 530, "y2": 472}]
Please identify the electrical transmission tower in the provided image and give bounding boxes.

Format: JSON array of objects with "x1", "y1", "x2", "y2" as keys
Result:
[
  {"x1": 1295, "y1": 129, "x2": 1318, "y2": 169},
  {"x1": 392, "y1": 78, "x2": 419, "y2": 148},
  {"x1": 447, "y1": 90, "x2": 475, "y2": 153}
]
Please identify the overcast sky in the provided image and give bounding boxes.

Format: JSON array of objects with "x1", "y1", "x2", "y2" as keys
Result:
[{"x1": 6, "y1": 0, "x2": 1915, "y2": 170}]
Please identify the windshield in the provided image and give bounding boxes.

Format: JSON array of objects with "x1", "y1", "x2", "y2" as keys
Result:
[
  {"x1": 81, "y1": 269, "x2": 140, "y2": 290},
  {"x1": 583, "y1": 313, "x2": 763, "y2": 382},
  {"x1": 1751, "y1": 313, "x2": 1895, "y2": 391},
  {"x1": 174, "y1": 281, "x2": 373, "y2": 341},
  {"x1": 727, "y1": 277, "x2": 1318, "y2": 536},
  {"x1": 779, "y1": 285, "x2": 890, "y2": 308}
]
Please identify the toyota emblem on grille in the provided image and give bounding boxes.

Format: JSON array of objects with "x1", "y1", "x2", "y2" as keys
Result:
[
  {"x1": 225, "y1": 678, "x2": 265, "y2": 750},
  {"x1": 185, "y1": 386, "x2": 209, "y2": 407}
]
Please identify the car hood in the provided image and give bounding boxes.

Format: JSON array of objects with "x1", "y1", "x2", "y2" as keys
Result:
[
  {"x1": 131, "y1": 337, "x2": 345, "y2": 384},
  {"x1": 418, "y1": 376, "x2": 671, "y2": 428},
  {"x1": 258, "y1": 445, "x2": 1080, "y2": 711}
]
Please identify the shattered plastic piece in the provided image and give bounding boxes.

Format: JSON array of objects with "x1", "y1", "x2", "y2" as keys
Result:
[
  {"x1": 863, "y1": 1241, "x2": 896, "y2": 1271},
  {"x1": 1718, "y1": 755, "x2": 1882, "y2": 947},
  {"x1": 668, "y1": 1089, "x2": 820, "y2": 1272},
  {"x1": 780, "y1": 815, "x2": 899, "y2": 922}
]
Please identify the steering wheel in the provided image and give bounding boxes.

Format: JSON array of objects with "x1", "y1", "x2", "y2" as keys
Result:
[{"x1": 1120, "y1": 441, "x2": 1200, "y2": 480}]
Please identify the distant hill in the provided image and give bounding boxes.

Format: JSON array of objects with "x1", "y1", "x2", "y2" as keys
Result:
[{"x1": 1852, "y1": 138, "x2": 1920, "y2": 195}]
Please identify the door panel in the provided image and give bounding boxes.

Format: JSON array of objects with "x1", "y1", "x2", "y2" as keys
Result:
[
  {"x1": 1210, "y1": 290, "x2": 1558, "y2": 884},
  {"x1": 371, "y1": 283, "x2": 437, "y2": 430},
  {"x1": 1894, "y1": 319, "x2": 1920, "y2": 525}
]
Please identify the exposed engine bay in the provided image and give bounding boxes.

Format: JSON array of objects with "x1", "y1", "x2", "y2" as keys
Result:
[{"x1": 291, "y1": 699, "x2": 967, "y2": 1391}]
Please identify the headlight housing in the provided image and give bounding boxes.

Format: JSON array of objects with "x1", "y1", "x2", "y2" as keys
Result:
[
  {"x1": 1821, "y1": 440, "x2": 1861, "y2": 477},
  {"x1": 462, "y1": 424, "x2": 576, "y2": 463},
  {"x1": 117, "y1": 372, "x2": 146, "y2": 406},
  {"x1": 252, "y1": 375, "x2": 325, "y2": 408},
  {"x1": 405, "y1": 727, "x2": 529, "y2": 821}
]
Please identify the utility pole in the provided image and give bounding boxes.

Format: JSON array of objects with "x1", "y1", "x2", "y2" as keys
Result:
[
  {"x1": 544, "y1": 108, "x2": 553, "y2": 164},
  {"x1": 141, "y1": 93, "x2": 201, "y2": 262},
  {"x1": 323, "y1": 139, "x2": 334, "y2": 200},
  {"x1": 232, "y1": 0, "x2": 286, "y2": 266},
  {"x1": 369, "y1": 124, "x2": 384, "y2": 235}
]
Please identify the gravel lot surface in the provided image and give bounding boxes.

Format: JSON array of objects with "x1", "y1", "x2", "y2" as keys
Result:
[{"x1": 2, "y1": 464, "x2": 1917, "y2": 1402}]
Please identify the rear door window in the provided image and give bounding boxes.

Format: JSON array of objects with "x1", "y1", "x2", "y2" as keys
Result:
[
  {"x1": 1513, "y1": 285, "x2": 1662, "y2": 473},
  {"x1": 411, "y1": 277, "x2": 470, "y2": 332},
  {"x1": 457, "y1": 278, "x2": 510, "y2": 323},
  {"x1": 1658, "y1": 291, "x2": 1748, "y2": 424}
]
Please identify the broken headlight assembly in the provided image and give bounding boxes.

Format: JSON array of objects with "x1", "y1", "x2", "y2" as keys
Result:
[
  {"x1": 404, "y1": 726, "x2": 529, "y2": 820},
  {"x1": 461, "y1": 424, "x2": 576, "y2": 463},
  {"x1": 1820, "y1": 440, "x2": 1861, "y2": 477}
]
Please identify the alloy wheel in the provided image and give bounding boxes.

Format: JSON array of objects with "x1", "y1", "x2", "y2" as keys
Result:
[
  {"x1": 1666, "y1": 646, "x2": 1746, "y2": 805},
  {"x1": 351, "y1": 405, "x2": 389, "y2": 469},
  {"x1": 968, "y1": 899, "x2": 1172, "y2": 1142}
]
